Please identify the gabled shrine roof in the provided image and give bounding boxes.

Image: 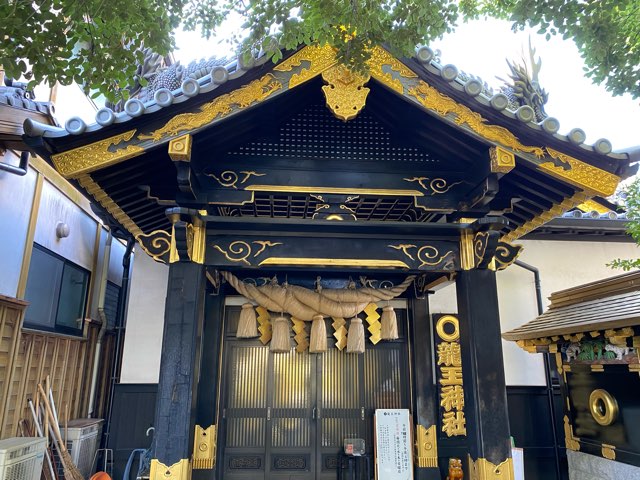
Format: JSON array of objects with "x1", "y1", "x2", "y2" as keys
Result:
[
  {"x1": 23, "y1": 46, "x2": 636, "y2": 160},
  {"x1": 20, "y1": 44, "x2": 638, "y2": 253}
]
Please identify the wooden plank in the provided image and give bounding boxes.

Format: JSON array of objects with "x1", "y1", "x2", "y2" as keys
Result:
[
  {"x1": 11, "y1": 336, "x2": 34, "y2": 434},
  {"x1": 0, "y1": 304, "x2": 25, "y2": 437}
]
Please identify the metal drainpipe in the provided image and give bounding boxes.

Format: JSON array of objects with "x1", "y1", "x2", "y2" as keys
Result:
[
  {"x1": 514, "y1": 260, "x2": 563, "y2": 480},
  {"x1": 0, "y1": 151, "x2": 30, "y2": 176},
  {"x1": 103, "y1": 237, "x2": 135, "y2": 448},
  {"x1": 88, "y1": 229, "x2": 112, "y2": 418}
]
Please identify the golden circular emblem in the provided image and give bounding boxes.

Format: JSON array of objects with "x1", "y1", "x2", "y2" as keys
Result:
[
  {"x1": 589, "y1": 389, "x2": 618, "y2": 426},
  {"x1": 436, "y1": 315, "x2": 460, "y2": 342}
]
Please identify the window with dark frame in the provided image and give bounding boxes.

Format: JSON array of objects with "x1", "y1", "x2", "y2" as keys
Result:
[{"x1": 24, "y1": 244, "x2": 90, "y2": 335}]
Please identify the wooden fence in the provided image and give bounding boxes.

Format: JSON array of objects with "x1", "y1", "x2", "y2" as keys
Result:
[{"x1": 0, "y1": 294, "x2": 114, "y2": 438}]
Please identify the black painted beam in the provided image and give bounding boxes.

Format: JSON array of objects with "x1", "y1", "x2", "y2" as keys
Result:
[
  {"x1": 410, "y1": 297, "x2": 441, "y2": 480},
  {"x1": 154, "y1": 262, "x2": 206, "y2": 466},
  {"x1": 456, "y1": 269, "x2": 512, "y2": 467}
]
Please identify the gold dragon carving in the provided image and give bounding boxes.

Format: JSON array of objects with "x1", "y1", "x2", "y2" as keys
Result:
[
  {"x1": 140, "y1": 74, "x2": 283, "y2": 141},
  {"x1": 407, "y1": 80, "x2": 545, "y2": 158}
]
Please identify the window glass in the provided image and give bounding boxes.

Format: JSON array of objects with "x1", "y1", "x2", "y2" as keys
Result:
[
  {"x1": 56, "y1": 262, "x2": 89, "y2": 330},
  {"x1": 23, "y1": 244, "x2": 90, "y2": 335},
  {"x1": 24, "y1": 247, "x2": 63, "y2": 329}
]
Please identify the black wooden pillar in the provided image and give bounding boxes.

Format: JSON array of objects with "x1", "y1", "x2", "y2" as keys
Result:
[
  {"x1": 456, "y1": 269, "x2": 513, "y2": 471},
  {"x1": 410, "y1": 296, "x2": 440, "y2": 480},
  {"x1": 192, "y1": 292, "x2": 225, "y2": 480},
  {"x1": 153, "y1": 261, "x2": 206, "y2": 469}
]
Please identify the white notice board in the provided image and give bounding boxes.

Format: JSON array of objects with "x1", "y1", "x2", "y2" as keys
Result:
[{"x1": 374, "y1": 409, "x2": 413, "y2": 480}]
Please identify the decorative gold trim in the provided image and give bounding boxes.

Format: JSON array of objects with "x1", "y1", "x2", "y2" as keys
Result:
[
  {"x1": 502, "y1": 192, "x2": 588, "y2": 242},
  {"x1": 245, "y1": 185, "x2": 423, "y2": 196},
  {"x1": 140, "y1": 74, "x2": 283, "y2": 141},
  {"x1": 168, "y1": 134, "x2": 192, "y2": 162},
  {"x1": 436, "y1": 315, "x2": 460, "y2": 342},
  {"x1": 321, "y1": 65, "x2": 370, "y2": 121},
  {"x1": 206, "y1": 170, "x2": 266, "y2": 189},
  {"x1": 460, "y1": 229, "x2": 475, "y2": 270},
  {"x1": 136, "y1": 230, "x2": 172, "y2": 263},
  {"x1": 51, "y1": 129, "x2": 144, "y2": 178},
  {"x1": 403, "y1": 177, "x2": 461, "y2": 195},
  {"x1": 188, "y1": 218, "x2": 206, "y2": 264},
  {"x1": 589, "y1": 389, "x2": 618, "y2": 426},
  {"x1": 577, "y1": 199, "x2": 611, "y2": 215},
  {"x1": 490, "y1": 146, "x2": 516, "y2": 174},
  {"x1": 415, "y1": 424, "x2": 438, "y2": 468},
  {"x1": 468, "y1": 457, "x2": 514, "y2": 480},
  {"x1": 17, "y1": 172, "x2": 44, "y2": 298},
  {"x1": 212, "y1": 240, "x2": 282, "y2": 265},
  {"x1": 591, "y1": 364, "x2": 604, "y2": 372},
  {"x1": 563, "y1": 416, "x2": 580, "y2": 451},
  {"x1": 258, "y1": 257, "x2": 410, "y2": 268},
  {"x1": 367, "y1": 47, "x2": 417, "y2": 94},
  {"x1": 149, "y1": 458, "x2": 191, "y2": 480},
  {"x1": 274, "y1": 44, "x2": 338, "y2": 88},
  {"x1": 602, "y1": 444, "x2": 616, "y2": 460},
  {"x1": 257, "y1": 306, "x2": 272, "y2": 345},
  {"x1": 388, "y1": 244, "x2": 455, "y2": 268},
  {"x1": 542, "y1": 148, "x2": 620, "y2": 196},
  {"x1": 364, "y1": 303, "x2": 381, "y2": 345},
  {"x1": 493, "y1": 242, "x2": 524, "y2": 271},
  {"x1": 192, "y1": 424, "x2": 216, "y2": 470},
  {"x1": 76, "y1": 174, "x2": 144, "y2": 237},
  {"x1": 407, "y1": 80, "x2": 545, "y2": 158}
]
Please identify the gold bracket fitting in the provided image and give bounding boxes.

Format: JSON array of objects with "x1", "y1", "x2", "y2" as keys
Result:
[
  {"x1": 149, "y1": 458, "x2": 191, "y2": 480},
  {"x1": 193, "y1": 424, "x2": 217, "y2": 470},
  {"x1": 415, "y1": 424, "x2": 438, "y2": 468}
]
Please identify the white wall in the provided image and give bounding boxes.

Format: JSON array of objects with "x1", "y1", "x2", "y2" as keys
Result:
[
  {"x1": 499, "y1": 239, "x2": 639, "y2": 385},
  {"x1": 119, "y1": 246, "x2": 169, "y2": 383},
  {"x1": 0, "y1": 163, "x2": 37, "y2": 297}
]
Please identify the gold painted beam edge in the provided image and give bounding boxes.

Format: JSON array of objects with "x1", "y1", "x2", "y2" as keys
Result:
[
  {"x1": 246, "y1": 185, "x2": 424, "y2": 196},
  {"x1": 258, "y1": 257, "x2": 410, "y2": 268}
]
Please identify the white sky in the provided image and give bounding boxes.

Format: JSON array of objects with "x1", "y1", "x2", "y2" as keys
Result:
[{"x1": 174, "y1": 18, "x2": 640, "y2": 151}]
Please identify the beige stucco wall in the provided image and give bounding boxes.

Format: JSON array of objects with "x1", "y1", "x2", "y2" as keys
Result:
[
  {"x1": 119, "y1": 246, "x2": 169, "y2": 384},
  {"x1": 119, "y1": 238, "x2": 640, "y2": 385}
]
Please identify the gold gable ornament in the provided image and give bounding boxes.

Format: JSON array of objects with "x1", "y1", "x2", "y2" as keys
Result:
[{"x1": 322, "y1": 65, "x2": 370, "y2": 121}]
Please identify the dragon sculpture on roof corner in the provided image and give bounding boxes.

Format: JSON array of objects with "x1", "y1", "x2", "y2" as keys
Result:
[{"x1": 499, "y1": 40, "x2": 549, "y2": 122}]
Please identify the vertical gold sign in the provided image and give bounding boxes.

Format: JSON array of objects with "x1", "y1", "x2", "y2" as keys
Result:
[{"x1": 435, "y1": 315, "x2": 467, "y2": 437}]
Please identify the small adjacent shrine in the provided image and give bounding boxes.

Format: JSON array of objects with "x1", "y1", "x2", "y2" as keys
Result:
[
  {"x1": 23, "y1": 42, "x2": 636, "y2": 480},
  {"x1": 504, "y1": 272, "x2": 640, "y2": 479}
]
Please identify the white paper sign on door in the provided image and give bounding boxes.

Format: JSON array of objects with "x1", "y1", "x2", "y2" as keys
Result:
[{"x1": 374, "y1": 409, "x2": 413, "y2": 480}]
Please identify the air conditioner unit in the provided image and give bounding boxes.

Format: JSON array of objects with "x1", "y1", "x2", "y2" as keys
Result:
[
  {"x1": 0, "y1": 437, "x2": 46, "y2": 480},
  {"x1": 61, "y1": 418, "x2": 104, "y2": 479}
]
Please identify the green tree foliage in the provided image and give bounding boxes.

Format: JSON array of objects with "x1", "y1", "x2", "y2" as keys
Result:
[
  {"x1": 609, "y1": 177, "x2": 640, "y2": 271},
  {"x1": 1, "y1": 0, "x2": 639, "y2": 101},
  {"x1": 481, "y1": 0, "x2": 640, "y2": 98}
]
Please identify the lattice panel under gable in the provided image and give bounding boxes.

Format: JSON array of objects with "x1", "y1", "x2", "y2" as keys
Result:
[{"x1": 226, "y1": 101, "x2": 442, "y2": 165}]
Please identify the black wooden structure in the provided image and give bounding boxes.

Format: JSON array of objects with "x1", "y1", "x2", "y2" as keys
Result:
[{"x1": 24, "y1": 44, "x2": 635, "y2": 480}]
